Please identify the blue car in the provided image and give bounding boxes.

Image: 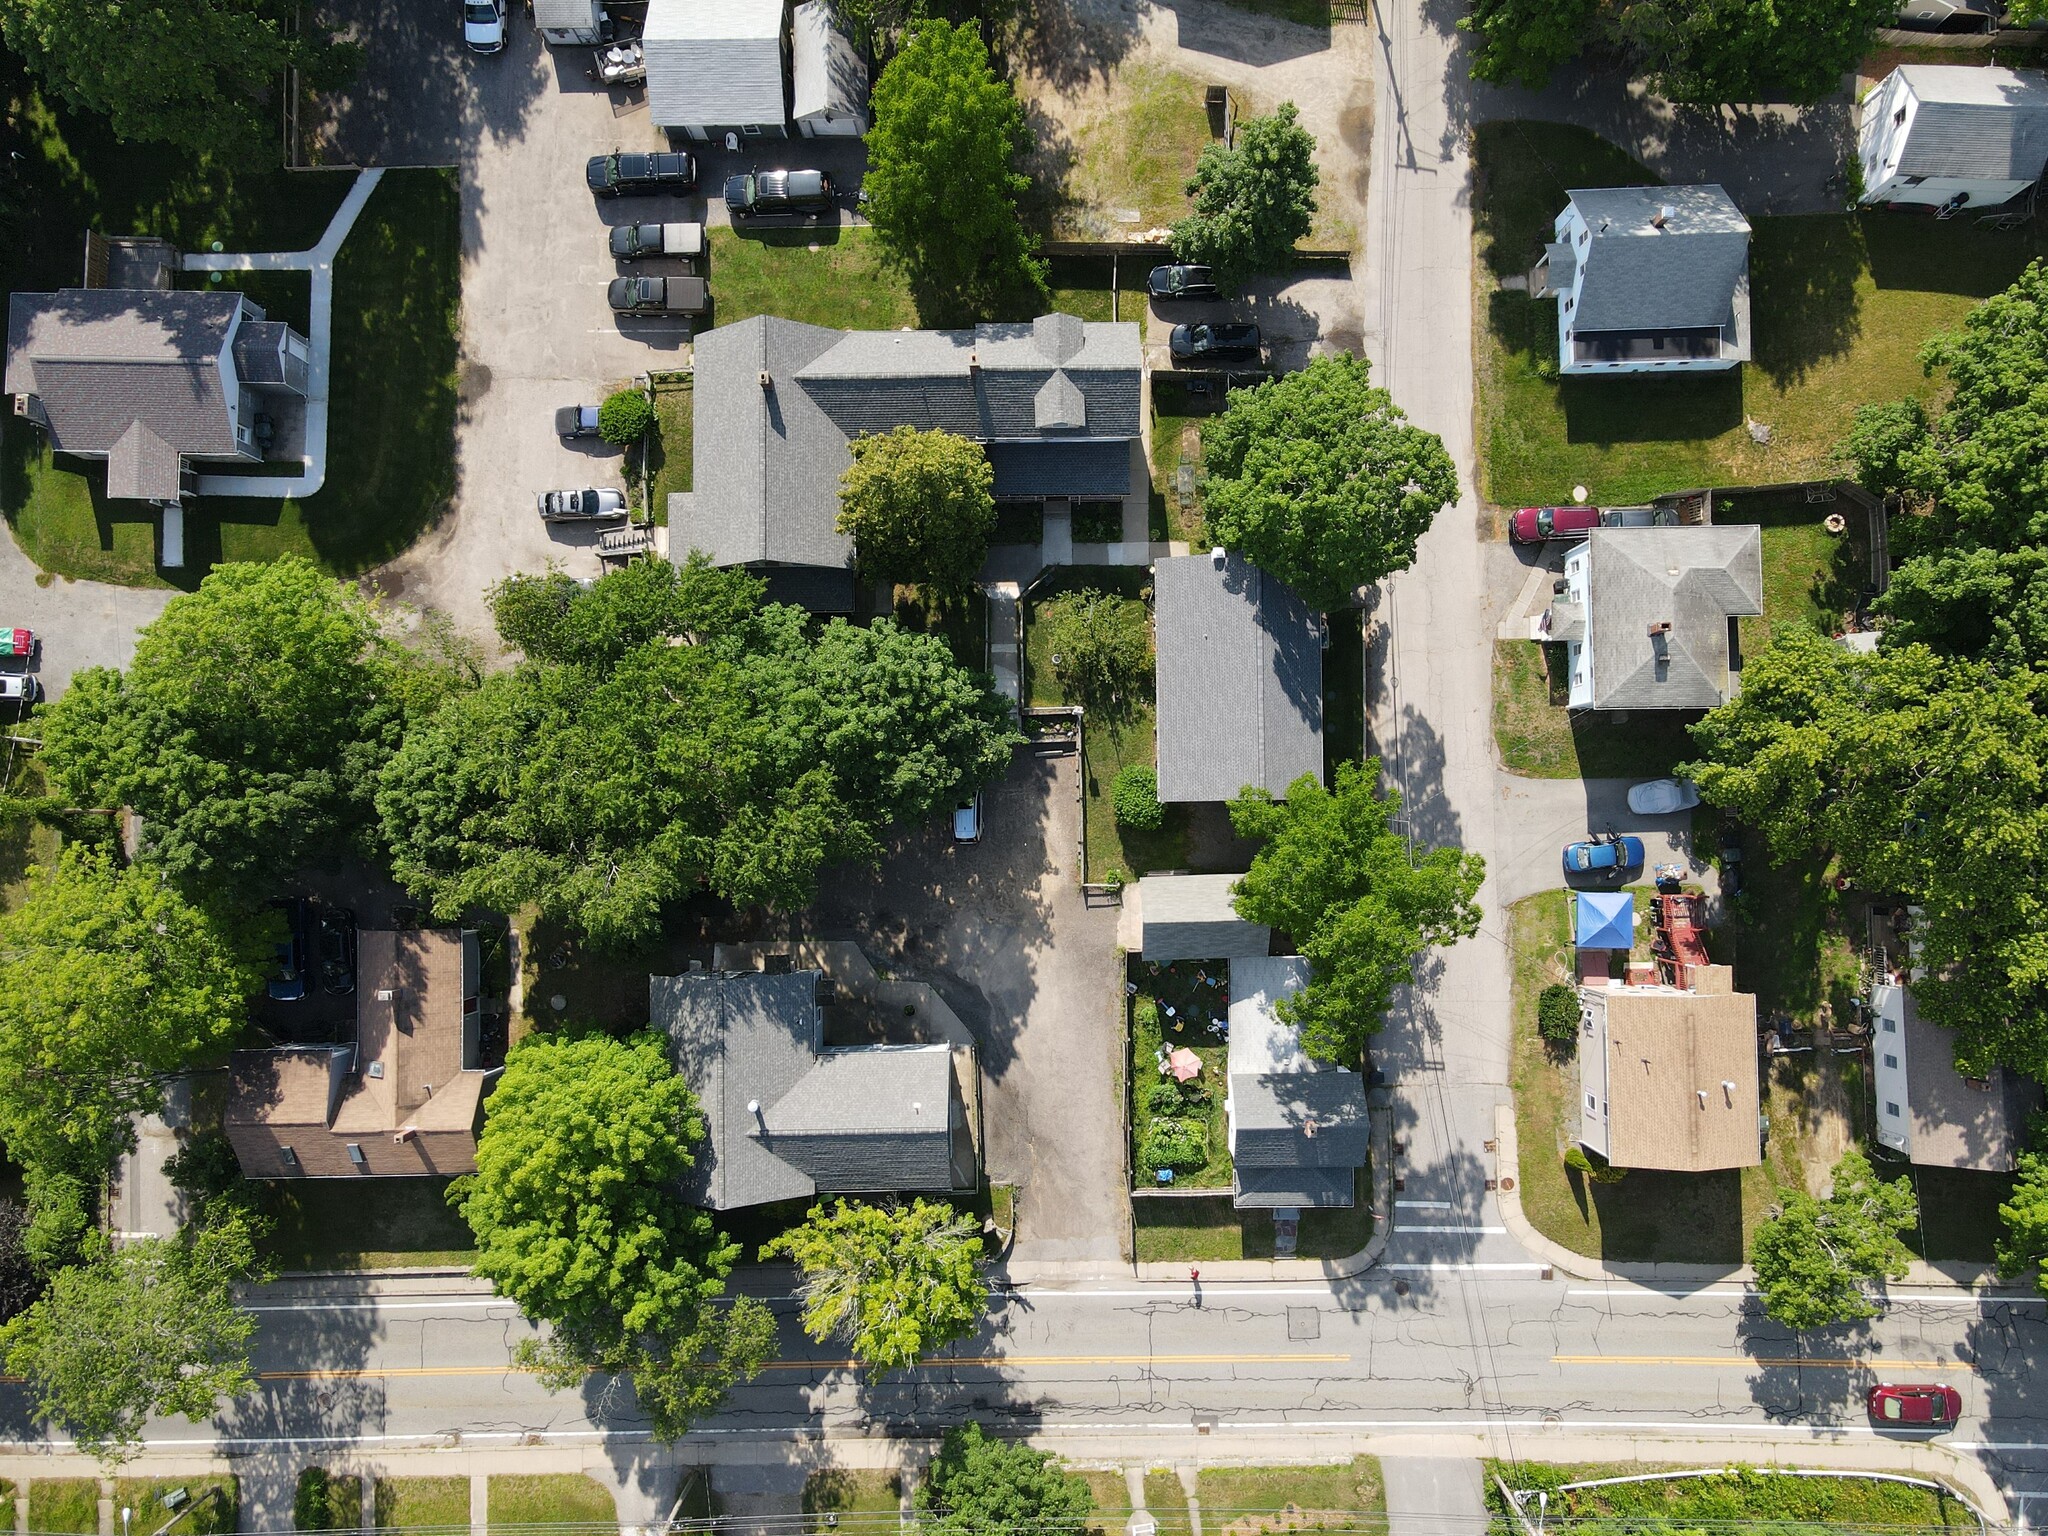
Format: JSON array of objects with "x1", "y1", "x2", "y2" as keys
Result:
[{"x1": 1563, "y1": 834, "x2": 1646, "y2": 879}]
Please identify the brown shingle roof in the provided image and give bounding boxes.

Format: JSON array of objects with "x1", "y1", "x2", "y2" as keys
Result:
[{"x1": 1600, "y1": 969, "x2": 1761, "y2": 1170}]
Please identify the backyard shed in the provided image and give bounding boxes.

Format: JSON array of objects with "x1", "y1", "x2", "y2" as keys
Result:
[
  {"x1": 1135, "y1": 874, "x2": 1269, "y2": 962},
  {"x1": 644, "y1": 0, "x2": 790, "y2": 138},
  {"x1": 792, "y1": 0, "x2": 867, "y2": 137},
  {"x1": 534, "y1": 0, "x2": 605, "y2": 44}
]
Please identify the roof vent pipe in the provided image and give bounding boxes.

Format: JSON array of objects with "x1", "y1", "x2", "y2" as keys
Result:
[
  {"x1": 759, "y1": 371, "x2": 772, "y2": 391},
  {"x1": 747, "y1": 1100, "x2": 761, "y2": 1116},
  {"x1": 1653, "y1": 204, "x2": 1675, "y2": 228},
  {"x1": 1697, "y1": 1089, "x2": 1708, "y2": 1108},
  {"x1": 1210, "y1": 546, "x2": 1226, "y2": 568}
]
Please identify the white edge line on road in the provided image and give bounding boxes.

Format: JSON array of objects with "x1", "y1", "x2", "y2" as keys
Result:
[
  {"x1": 16, "y1": 1423, "x2": 2033, "y2": 1454},
  {"x1": 1394, "y1": 1225, "x2": 1508, "y2": 1234},
  {"x1": 1394, "y1": 1199, "x2": 1454, "y2": 1209},
  {"x1": 1385, "y1": 1263, "x2": 1549, "y2": 1272},
  {"x1": 1563, "y1": 1288, "x2": 2038, "y2": 1307}
]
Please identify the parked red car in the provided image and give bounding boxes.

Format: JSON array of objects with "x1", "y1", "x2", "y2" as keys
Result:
[
  {"x1": 1866, "y1": 1384, "x2": 1962, "y2": 1427},
  {"x1": 1510, "y1": 505, "x2": 1602, "y2": 544}
]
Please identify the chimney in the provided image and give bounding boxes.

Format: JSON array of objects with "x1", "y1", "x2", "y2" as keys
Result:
[
  {"x1": 758, "y1": 370, "x2": 772, "y2": 391},
  {"x1": 1653, "y1": 203, "x2": 1675, "y2": 229},
  {"x1": 968, "y1": 349, "x2": 979, "y2": 375},
  {"x1": 375, "y1": 988, "x2": 395, "y2": 1002},
  {"x1": 1647, "y1": 620, "x2": 1672, "y2": 638},
  {"x1": 393, "y1": 1126, "x2": 417, "y2": 1144}
]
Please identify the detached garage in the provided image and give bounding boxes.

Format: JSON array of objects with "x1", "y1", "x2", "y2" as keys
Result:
[
  {"x1": 534, "y1": 0, "x2": 605, "y2": 45},
  {"x1": 792, "y1": 0, "x2": 867, "y2": 137},
  {"x1": 645, "y1": 0, "x2": 790, "y2": 139}
]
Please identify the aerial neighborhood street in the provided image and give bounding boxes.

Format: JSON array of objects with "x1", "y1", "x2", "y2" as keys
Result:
[{"x1": 5, "y1": 0, "x2": 2048, "y2": 1530}]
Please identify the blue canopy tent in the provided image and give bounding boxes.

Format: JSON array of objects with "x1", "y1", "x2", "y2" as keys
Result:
[{"x1": 1575, "y1": 890, "x2": 1635, "y2": 951}]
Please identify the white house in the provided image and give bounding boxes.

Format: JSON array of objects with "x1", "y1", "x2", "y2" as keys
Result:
[
  {"x1": 1872, "y1": 979, "x2": 2040, "y2": 1172},
  {"x1": 1576, "y1": 964, "x2": 1760, "y2": 1173},
  {"x1": 1543, "y1": 525, "x2": 1763, "y2": 712},
  {"x1": 1533, "y1": 185, "x2": 1750, "y2": 377},
  {"x1": 1858, "y1": 65, "x2": 2048, "y2": 213},
  {"x1": 533, "y1": 0, "x2": 605, "y2": 45},
  {"x1": 645, "y1": 0, "x2": 789, "y2": 139},
  {"x1": 792, "y1": 0, "x2": 867, "y2": 137}
]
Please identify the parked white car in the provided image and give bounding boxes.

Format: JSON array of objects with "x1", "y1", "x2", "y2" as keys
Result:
[
  {"x1": 464, "y1": 0, "x2": 508, "y2": 54},
  {"x1": 536, "y1": 487, "x2": 628, "y2": 521},
  {"x1": 952, "y1": 794, "x2": 982, "y2": 844},
  {"x1": 1626, "y1": 778, "x2": 1702, "y2": 816}
]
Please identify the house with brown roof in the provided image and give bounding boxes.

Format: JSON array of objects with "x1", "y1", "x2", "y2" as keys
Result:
[
  {"x1": 1576, "y1": 963, "x2": 1761, "y2": 1171},
  {"x1": 226, "y1": 929, "x2": 487, "y2": 1178}
]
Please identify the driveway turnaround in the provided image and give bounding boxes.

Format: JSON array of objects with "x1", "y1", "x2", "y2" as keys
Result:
[{"x1": 316, "y1": 0, "x2": 689, "y2": 637}]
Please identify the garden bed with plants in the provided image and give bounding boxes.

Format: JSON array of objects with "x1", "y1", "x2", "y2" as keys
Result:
[{"x1": 1130, "y1": 959, "x2": 1233, "y2": 1190}]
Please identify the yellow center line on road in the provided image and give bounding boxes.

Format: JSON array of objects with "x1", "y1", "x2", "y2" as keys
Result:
[
  {"x1": 1553, "y1": 1355, "x2": 1954, "y2": 1370},
  {"x1": 258, "y1": 1352, "x2": 1352, "y2": 1381}
]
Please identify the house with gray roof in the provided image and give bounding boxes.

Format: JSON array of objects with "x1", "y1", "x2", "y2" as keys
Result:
[
  {"x1": 1872, "y1": 979, "x2": 2041, "y2": 1172},
  {"x1": 652, "y1": 967, "x2": 977, "y2": 1210},
  {"x1": 1544, "y1": 525, "x2": 1763, "y2": 712},
  {"x1": 1135, "y1": 874, "x2": 1270, "y2": 962},
  {"x1": 793, "y1": 0, "x2": 867, "y2": 137},
  {"x1": 1226, "y1": 956, "x2": 1369, "y2": 1212},
  {"x1": 1533, "y1": 185, "x2": 1751, "y2": 376},
  {"x1": 674, "y1": 312, "x2": 1142, "y2": 610},
  {"x1": 1153, "y1": 549, "x2": 1323, "y2": 804},
  {"x1": 5, "y1": 288, "x2": 308, "y2": 505},
  {"x1": 533, "y1": 0, "x2": 604, "y2": 44},
  {"x1": 645, "y1": 0, "x2": 789, "y2": 137},
  {"x1": 1859, "y1": 65, "x2": 2048, "y2": 212}
]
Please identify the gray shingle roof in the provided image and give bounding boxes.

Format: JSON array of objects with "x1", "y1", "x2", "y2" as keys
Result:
[
  {"x1": 107, "y1": 420, "x2": 183, "y2": 501},
  {"x1": 234, "y1": 321, "x2": 290, "y2": 385},
  {"x1": 1565, "y1": 186, "x2": 1750, "y2": 334},
  {"x1": 6, "y1": 289, "x2": 256, "y2": 476},
  {"x1": 652, "y1": 969, "x2": 961, "y2": 1210},
  {"x1": 1894, "y1": 65, "x2": 2048, "y2": 181},
  {"x1": 533, "y1": 0, "x2": 601, "y2": 26},
  {"x1": 1136, "y1": 873, "x2": 1270, "y2": 961},
  {"x1": 644, "y1": 0, "x2": 787, "y2": 129},
  {"x1": 1585, "y1": 525, "x2": 1763, "y2": 711},
  {"x1": 1893, "y1": 984, "x2": 2042, "y2": 1171},
  {"x1": 1154, "y1": 552, "x2": 1323, "y2": 803},
  {"x1": 688, "y1": 312, "x2": 1141, "y2": 582},
  {"x1": 1226, "y1": 957, "x2": 1368, "y2": 1209},
  {"x1": 792, "y1": 0, "x2": 866, "y2": 125}
]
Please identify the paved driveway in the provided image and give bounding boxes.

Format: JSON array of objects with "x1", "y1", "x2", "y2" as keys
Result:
[
  {"x1": 789, "y1": 745, "x2": 1129, "y2": 1268},
  {"x1": 315, "y1": 0, "x2": 696, "y2": 638},
  {"x1": 0, "y1": 528, "x2": 174, "y2": 700}
]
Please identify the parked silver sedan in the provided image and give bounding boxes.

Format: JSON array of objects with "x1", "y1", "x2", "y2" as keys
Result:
[{"x1": 536, "y1": 488, "x2": 628, "y2": 522}]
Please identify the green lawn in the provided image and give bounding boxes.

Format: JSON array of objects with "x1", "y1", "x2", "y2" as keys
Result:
[
  {"x1": 1046, "y1": 254, "x2": 1151, "y2": 324},
  {"x1": 375, "y1": 1476, "x2": 472, "y2": 1531},
  {"x1": 1052, "y1": 64, "x2": 1212, "y2": 239},
  {"x1": 175, "y1": 268, "x2": 313, "y2": 334},
  {"x1": 1133, "y1": 1168, "x2": 1372, "y2": 1262},
  {"x1": 1150, "y1": 376, "x2": 1211, "y2": 545},
  {"x1": 1079, "y1": 1470, "x2": 1131, "y2": 1536},
  {"x1": 891, "y1": 583, "x2": 988, "y2": 673},
  {"x1": 649, "y1": 377, "x2": 693, "y2": 530},
  {"x1": 803, "y1": 1469, "x2": 901, "y2": 1529},
  {"x1": 1488, "y1": 1464, "x2": 1970, "y2": 1530},
  {"x1": 257, "y1": 1176, "x2": 475, "y2": 1270},
  {"x1": 4, "y1": 169, "x2": 461, "y2": 587},
  {"x1": 487, "y1": 1475, "x2": 617, "y2": 1527},
  {"x1": 1146, "y1": 1471, "x2": 1194, "y2": 1536},
  {"x1": 1196, "y1": 1460, "x2": 1386, "y2": 1532},
  {"x1": 1473, "y1": 120, "x2": 2046, "y2": 509},
  {"x1": 708, "y1": 227, "x2": 917, "y2": 331},
  {"x1": 295, "y1": 1468, "x2": 364, "y2": 1531},
  {"x1": 114, "y1": 1478, "x2": 238, "y2": 1536},
  {"x1": 26, "y1": 1480, "x2": 99, "y2": 1536},
  {"x1": 1217, "y1": 0, "x2": 1333, "y2": 27}
]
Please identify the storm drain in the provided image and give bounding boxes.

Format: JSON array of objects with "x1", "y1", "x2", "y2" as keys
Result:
[{"x1": 1286, "y1": 1306, "x2": 1322, "y2": 1340}]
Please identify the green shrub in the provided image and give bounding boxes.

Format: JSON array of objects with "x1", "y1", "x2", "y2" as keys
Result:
[
  {"x1": 1537, "y1": 982, "x2": 1580, "y2": 1049},
  {"x1": 1142, "y1": 1081, "x2": 1185, "y2": 1116},
  {"x1": 294, "y1": 1469, "x2": 362, "y2": 1532},
  {"x1": 599, "y1": 388, "x2": 655, "y2": 444},
  {"x1": 1564, "y1": 1144, "x2": 1627, "y2": 1184},
  {"x1": 1139, "y1": 1117, "x2": 1207, "y2": 1175},
  {"x1": 1111, "y1": 764, "x2": 1164, "y2": 831},
  {"x1": 1134, "y1": 995, "x2": 1160, "y2": 1032}
]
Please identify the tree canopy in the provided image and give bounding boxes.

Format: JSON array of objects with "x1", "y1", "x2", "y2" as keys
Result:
[
  {"x1": 1169, "y1": 103, "x2": 1320, "y2": 292},
  {"x1": 381, "y1": 558, "x2": 1018, "y2": 950},
  {"x1": 0, "y1": 0, "x2": 357, "y2": 165},
  {"x1": 1750, "y1": 1149, "x2": 1917, "y2": 1330},
  {"x1": 916, "y1": 1424, "x2": 1094, "y2": 1536},
  {"x1": 1201, "y1": 354, "x2": 1458, "y2": 611},
  {"x1": 1682, "y1": 628, "x2": 2048, "y2": 1078},
  {"x1": 836, "y1": 426, "x2": 997, "y2": 593},
  {"x1": 863, "y1": 19, "x2": 1045, "y2": 322},
  {"x1": 0, "y1": 1216, "x2": 267, "y2": 1464},
  {"x1": 1461, "y1": 0, "x2": 1894, "y2": 106},
  {"x1": 762, "y1": 1198, "x2": 989, "y2": 1371},
  {"x1": 1998, "y1": 1146, "x2": 2048, "y2": 1296},
  {"x1": 1230, "y1": 761, "x2": 1485, "y2": 1065},
  {"x1": 0, "y1": 846, "x2": 266, "y2": 1207},
  {"x1": 451, "y1": 1029, "x2": 774, "y2": 1438},
  {"x1": 38, "y1": 559, "x2": 440, "y2": 894},
  {"x1": 1033, "y1": 587, "x2": 1152, "y2": 723}
]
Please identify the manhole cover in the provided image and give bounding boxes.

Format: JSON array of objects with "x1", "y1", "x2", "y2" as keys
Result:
[
  {"x1": 1286, "y1": 1306, "x2": 1321, "y2": 1341},
  {"x1": 1500, "y1": 1176, "x2": 1516, "y2": 1191}
]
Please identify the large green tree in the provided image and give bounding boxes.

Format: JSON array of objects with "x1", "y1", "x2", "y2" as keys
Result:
[
  {"x1": 1169, "y1": 103, "x2": 1320, "y2": 292},
  {"x1": 451, "y1": 1030, "x2": 774, "y2": 1438},
  {"x1": 1873, "y1": 546, "x2": 2048, "y2": 672},
  {"x1": 1751, "y1": 1149, "x2": 1918, "y2": 1330},
  {"x1": 862, "y1": 18, "x2": 1045, "y2": 321},
  {"x1": 1230, "y1": 761, "x2": 1485, "y2": 1065},
  {"x1": 762, "y1": 1199, "x2": 988, "y2": 1372},
  {"x1": 836, "y1": 426, "x2": 997, "y2": 593},
  {"x1": 0, "y1": 1217, "x2": 267, "y2": 1465},
  {"x1": 1459, "y1": 0, "x2": 1891, "y2": 105},
  {"x1": 0, "y1": 0, "x2": 356, "y2": 165},
  {"x1": 1998, "y1": 1147, "x2": 2048, "y2": 1295},
  {"x1": 38, "y1": 559, "x2": 438, "y2": 893},
  {"x1": 1202, "y1": 354, "x2": 1458, "y2": 611},
  {"x1": 0, "y1": 846, "x2": 266, "y2": 1197},
  {"x1": 1682, "y1": 629, "x2": 2048, "y2": 1078},
  {"x1": 1033, "y1": 587, "x2": 1152, "y2": 724},
  {"x1": 380, "y1": 560, "x2": 1018, "y2": 950},
  {"x1": 916, "y1": 1424, "x2": 1094, "y2": 1536}
]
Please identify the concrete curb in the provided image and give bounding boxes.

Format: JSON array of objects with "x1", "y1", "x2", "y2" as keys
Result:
[{"x1": 1492, "y1": 1104, "x2": 2025, "y2": 1295}]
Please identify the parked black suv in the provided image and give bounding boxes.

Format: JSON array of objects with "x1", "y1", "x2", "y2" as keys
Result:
[
  {"x1": 1147, "y1": 264, "x2": 1220, "y2": 301},
  {"x1": 586, "y1": 151, "x2": 698, "y2": 198},
  {"x1": 723, "y1": 169, "x2": 835, "y2": 219},
  {"x1": 1169, "y1": 321, "x2": 1262, "y2": 363}
]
